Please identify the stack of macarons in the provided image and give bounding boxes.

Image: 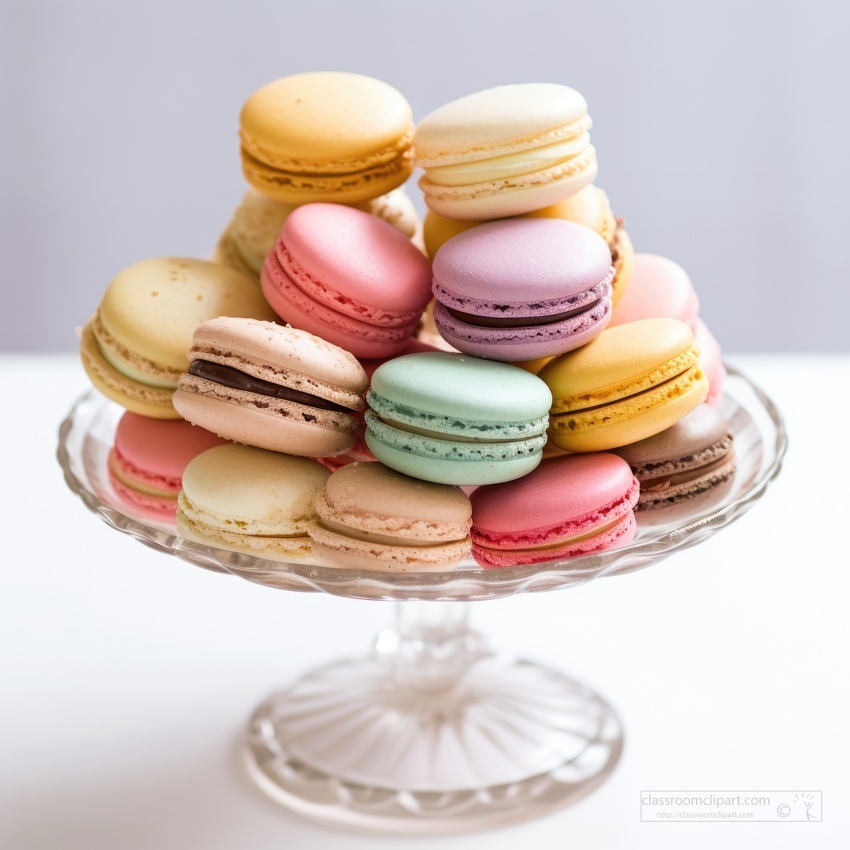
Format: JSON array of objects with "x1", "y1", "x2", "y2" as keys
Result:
[
  {"x1": 215, "y1": 71, "x2": 426, "y2": 282},
  {"x1": 77, "y1": 73, "x2": 735, "y2": 572}
]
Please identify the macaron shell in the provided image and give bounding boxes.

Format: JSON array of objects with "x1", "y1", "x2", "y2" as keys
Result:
[
  {"x1": 241, "y1": 72, "x2": 412, "y2": 164},
  {"x1": 369, "y1": 352, "x2": 552, "y2": 423},
  {"x1": 413, "y1": 83, "x2": 590, "y2": 167},
  {"x1": 609, "y1": 225, "x2": 633, "y2": 308},
  {"x1": 108, "y1": 455, "x2": 180, "y2": 522},
  {"x1": 433, "y1": 218, "x2": 613, "y2": 303}
]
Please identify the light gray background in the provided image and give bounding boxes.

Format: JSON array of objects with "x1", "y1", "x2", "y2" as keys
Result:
[{"x1": 1, "y1": 0, "x2": 846, "y2": 352}]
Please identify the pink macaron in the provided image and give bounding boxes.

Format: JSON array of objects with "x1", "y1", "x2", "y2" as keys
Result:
[
  {"x1": 107, "y1": 412, "x2": 227, "y2": 522},
  {"x1": 470, "y1": 453, "x2": 639, "y2": 568},
  {"x1": 431, "y1": 219, "x2": 614, "y2": 361},
  {"x1": 261, "y1": 203, "x2": 433, "y2": 359},
  {"x1": 694, "y1": 318, "x2": 726, "y2": 407},
  {"x1": 608, "y1": 253, "x2": 699, "y2": 331}
]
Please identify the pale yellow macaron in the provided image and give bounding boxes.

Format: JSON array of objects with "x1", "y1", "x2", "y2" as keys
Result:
[
  {"x1": 422, "y1": 184, "x2": 634, "y2": 305},
  {"x1": 177, "y1": 444, "x2": 330, "y2": 561},
  {"x1": 239, "y1": 72, "x2": 414, "y2": 205},
  {"x1": 80, "y1": 258, "x2": 275, "y2": 418},
  {"x1": 539, "y1": 318, "x2": 709, "y2": 452},
  {"x1": 414, "y1": 83, "x2": 597, "y2": 221},
  {"x1": 213, "y1": 186, "x2": 423, "y2": 280}
]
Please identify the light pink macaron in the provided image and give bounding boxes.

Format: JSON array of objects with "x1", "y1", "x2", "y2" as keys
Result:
[
  {"x1": 108, "y1": 413, "x2": 226, "y2": 521},
  {"x1": 694, "y1": 318, "x2": 726, "y2": 407},
  {"x1": 608, "y1": 253, "x2": 699, "y2": 331},
  {"x1": 261, "y1": 203, "x2": 433, "y2": 359},
  {"x1": 470, "y1": 453, "x2": 639, "y2": 568}
]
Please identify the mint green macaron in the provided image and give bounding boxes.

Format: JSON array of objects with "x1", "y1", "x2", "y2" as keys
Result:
[{"x1": 364, "y1": 352, "x2": 552, "y2": 485}]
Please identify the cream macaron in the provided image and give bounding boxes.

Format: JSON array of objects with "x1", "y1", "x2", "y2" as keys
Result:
[
  {"x1": 80, "y1": 258, "x2": 275, "y2": 419},
  {"x1": 177, "y1": 443, "x2": 330, "y2": 561},
  {"x1": 414, "y1": 83, "x2": 597, "y2": 220}
]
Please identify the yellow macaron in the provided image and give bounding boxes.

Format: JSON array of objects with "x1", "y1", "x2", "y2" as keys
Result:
[
  {"x1": 422, "y1": 185, "x2": 634, "y2": 305},
  {"x1": 239, "y1": 72, "x2": 414, "y2": 205},
  {"x1": 539, "y1": 318, "x2": 709, "y2": 451},
  {"x1": 80, "y1": 258, "x2": 275, "y2": 418}
]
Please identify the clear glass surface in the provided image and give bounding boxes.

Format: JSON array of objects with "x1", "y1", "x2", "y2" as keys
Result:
[{"x1": 56, "y1": 367, "x2": 787, "y2": 833}]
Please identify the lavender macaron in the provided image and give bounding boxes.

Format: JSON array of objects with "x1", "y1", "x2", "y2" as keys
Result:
[{"x1": 431, "y1": 218, "x2": 614, "y2": 361}]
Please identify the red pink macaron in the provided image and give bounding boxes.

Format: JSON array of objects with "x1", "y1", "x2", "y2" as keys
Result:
[{"x1": 261, "y1": 203, "x2": 432, "y2": 359}]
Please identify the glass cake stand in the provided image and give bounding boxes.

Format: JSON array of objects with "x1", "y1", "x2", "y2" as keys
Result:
[{"x1": 57, "y1": 367, "x2": 786, "y2": 834}]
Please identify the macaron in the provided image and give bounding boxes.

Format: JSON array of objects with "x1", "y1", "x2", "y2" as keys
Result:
[
  {"x1": 422, "y1": 184, "x2": 634, "y2": 306},
  {"x1": 239, "y1": 72, "x2": 414, "y2": 205},
  {"x1": 540, "y1": 318, "x2": 709, "y2": 452},
  {"x1": 107, "y1": 413, "x2": 226, "y2": 522},
  {"x1": 431, "y1": 218, "x2": 614, "y2": 361},
  {"x1": 609, "y1": 253, "x2": 699, "y2": 330},
  {"x1": 213, "y1": 186, "x2": 422, "y2": 281},
  {"x1": 694, "y1": 318, "x2": 727, "y2": 407},
  {"x1": 314, "y1": 338, "x2": 441, "y2": 472},
  {"x1": 364, "y1": 352, "x2": 552, "y2": 485},
  {"x1": 612, "y1": 404, "x2": 736, "y2": 509},
  {"x1": 173, "y1": 317, "x2": 368, "y2": 457},
  {"x1": 177, "y1": 444, "x2": 330, "y2": 560},
  {"x1": 414, "y1": 83, "x2": 597, "y2": 220},
  {"x1": 261, "y1": 203, "x2": 433, "y2": 359},
  {"x1": 470, "y1": 453, "x2": 639, "y2": 568},
  {"x1": 308, "y1": 462, "x2": 473, "y2": 571},
  {"x1": 80, "y1": 258, "x2": 276, "y2": 419}
]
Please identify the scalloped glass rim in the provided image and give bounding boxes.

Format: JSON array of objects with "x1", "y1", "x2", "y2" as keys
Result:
[{"x1": 57, "y1": 366, "x2": 786, "y2": 602}]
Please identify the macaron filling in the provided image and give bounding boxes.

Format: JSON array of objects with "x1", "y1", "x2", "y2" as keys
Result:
[
  {"x1": 188, "y1": 360, "x2": 354, "y2": 413},
  {"x1": 367, "y1": 390, "x2": 549, "y2": 441},
  {"x1": 424, "y1": 129, "x2": 592, "y2": 187},
  {"x1": 365, "y1": 411, "x2": 548, "y2": 462}
]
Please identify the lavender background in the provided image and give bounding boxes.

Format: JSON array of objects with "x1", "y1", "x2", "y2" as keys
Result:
[{"x1": 1, "y1": 0, "x2": 846, "y2": 352}]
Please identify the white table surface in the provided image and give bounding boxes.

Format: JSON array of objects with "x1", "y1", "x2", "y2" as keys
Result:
[{"x1": 2, "y1": 354, "x2": 848, "y2": 849}]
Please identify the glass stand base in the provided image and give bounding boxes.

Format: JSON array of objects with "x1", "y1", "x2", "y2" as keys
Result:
[{"x1": 242, "y1": 644, "x2": 622, "y2": 834}]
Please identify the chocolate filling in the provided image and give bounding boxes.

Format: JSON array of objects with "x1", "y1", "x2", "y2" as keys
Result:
[
  {"x1": 446, "y1": 299, "x2": 599, "y2": 328},
  {"x1": 188, "y1": 360, "x2": 352, "y2": 413}
]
